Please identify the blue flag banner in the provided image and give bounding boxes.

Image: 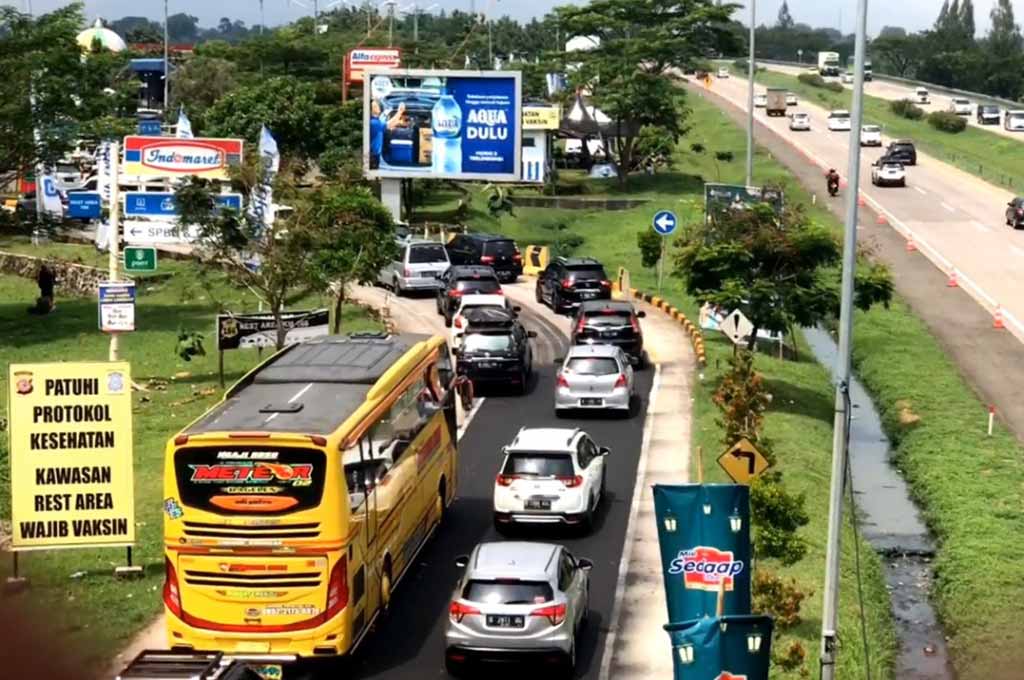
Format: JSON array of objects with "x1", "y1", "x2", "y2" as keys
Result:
[
  {"x1": 653, "y1": 484, "x2": 752, "y2": 621},
  {"x1": 665, "y1": 615, "x2": 774, "y2": 680}
]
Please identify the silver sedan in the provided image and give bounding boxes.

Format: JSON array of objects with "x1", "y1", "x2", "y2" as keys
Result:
[{"x1": 554, "y1": 344, "x2": 635, "y2": 416}]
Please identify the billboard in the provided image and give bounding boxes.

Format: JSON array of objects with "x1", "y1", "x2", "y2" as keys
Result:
[
  {"x1": 122, "y1": 135, "x2": 244, "y2": 180},
  {"x1": 123, "y1": 191, "x2": 242, "y2": 218},
  {"x1": 653, "y1": 484, "x2": 752, "y2": 621},
  {"x1": 363, "y1": 69, "x2": 522, "y2": 181},
  {"x1": 217, "y1": 309, "x2": 330, "y2": 350},
  {"x1": 347, "y1": 47, "x2": 401, "y2": 84},
  {"x1": 704, "y1": 183, "x2": 784, "y2": 221},
  {"x1": 665, "y1": 615, "x2": 774, "y2": 680},
  {"x1": 7, "y1": 362, "x2": 136, "y2": 550}
]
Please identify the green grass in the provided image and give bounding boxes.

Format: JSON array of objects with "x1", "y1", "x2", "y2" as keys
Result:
[
  {"x1": 418, "y1": 92, "x2": 898, "y2": 679},
  {"x1": 0, "y1": 249, "x2": 380, "y2": 664},
  {"x1": 753, "y1": 70, "x2": 1024, "y2": 191}
]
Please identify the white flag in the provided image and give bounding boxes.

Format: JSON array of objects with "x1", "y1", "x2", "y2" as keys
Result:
[
  {"x1": 259, "y1": 125, "x2": 279, "y2": 173},
  {"x1": 248, "y1": 126, "x2": 279, "y2": 235},
  {"x1": 176, "y1": 106, "x2": 193, "y2": 139}
]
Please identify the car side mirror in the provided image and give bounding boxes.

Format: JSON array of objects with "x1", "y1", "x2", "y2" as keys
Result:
[
  {"x1": 636, "y1": 311, "x2": 646, "y2": 318},
  {"x1": 527, "y1": 330, "x2": 538, "y2": 338},
  {"x1": 513, "y1": 305, "x2": 522, "y2": 313},
  {"x1": 577, "y1": 558, "x2": 594, "y2": 571},
  {"x1": 455, "y1": 555, "x2": 469, "y2": 569},
  {"x1": 599, "y1": 447, "x2": 610, "y2": 457}
]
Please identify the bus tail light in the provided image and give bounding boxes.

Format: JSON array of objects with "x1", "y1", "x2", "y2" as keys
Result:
[
  {"x1": 326, "y1": 556, "x2": 349, "y2": 618},
  {"x1": 531, "y1": 603, "x2": 566, "y2": 626},
  {"x1": 163, "y1": 557, "x2": 182, "y2": 617},
  {"x1": 449, "y1": 601, "x2": 481, "y2": 623}
]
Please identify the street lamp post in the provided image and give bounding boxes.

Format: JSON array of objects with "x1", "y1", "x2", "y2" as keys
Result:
[
  {"x1": 163, "y1": 0, "x2": 169, "y2": 111},
  {"x1": 745, "y1": 0, "x2": 755, "y2": 186}
]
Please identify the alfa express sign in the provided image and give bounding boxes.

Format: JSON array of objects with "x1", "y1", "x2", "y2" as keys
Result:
[
  {"x1": 346, "y1": 48, "x2": 401, "y2": 83},
  {"x1": 122, "y1": 136, "x2": 244, "y2": 179}
]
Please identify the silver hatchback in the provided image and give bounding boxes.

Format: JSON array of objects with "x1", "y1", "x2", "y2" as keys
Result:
[
  {"x1": 554, "y1": 344, "x2": 635, "y2": 416},
  {"x1": 377, "y1": 238, "x2": 450, "y2": 295},
  {"x1": 445, "y1": 541, "x2": 592, "y2": 678}
]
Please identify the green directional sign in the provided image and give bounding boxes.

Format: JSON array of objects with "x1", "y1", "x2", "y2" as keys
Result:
[{"x1": 123, "y1": 246, "x2": 157, "y2": 273}]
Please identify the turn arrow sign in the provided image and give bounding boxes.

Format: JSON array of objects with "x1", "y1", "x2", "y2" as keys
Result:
[{"x1": 652, "y1": 210, "x2": 677, "y2": 235}]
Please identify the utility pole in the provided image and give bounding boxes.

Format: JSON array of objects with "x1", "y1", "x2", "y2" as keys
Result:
[
  {"x1": 107, "y1": 142, "x2": 122, "y2": 362},
  {"x1": 819, "y1": 0, "x2": 869, "y2": 675},
  {"x1": 413, "y1": 2, "x2": 418, "y2": 44},
  {"x1": 745, "y1": 0, "x2": 755, "y2": 186},
  {"x1": 488, "y1": 14, "x2": 493, "y2": 67},
  {"x1": 388, "y1": 0, "x2": 395, "y2": 46},
  {"x1": 163, "y1": 0, "x2": 170, "y2": 111},
  {"x1": 314, "y1": 0, "x2": 319, "y2": 35},
  {"x1": 260, "y1": 0, "x2": 265, "y2": 34}
]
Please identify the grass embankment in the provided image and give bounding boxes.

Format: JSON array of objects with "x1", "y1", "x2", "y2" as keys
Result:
[
  {"x1": 0, "y1": 239, "x2": 380, "y2": 664},
  {"x1": 752, "y1": 69, "x2": 1024, "y2": 191},
  {"x1": 418, "y1": 91, "x2": 897, "y2": 679}
]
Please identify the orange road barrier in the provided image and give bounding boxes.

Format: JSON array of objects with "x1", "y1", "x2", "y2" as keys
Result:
[
  {"x1": 994, "y1": 305, "x2": 1005, "y2": 330},
  {"x1": 947, "y1": 269, "x2": 959, "y2": 288},
  {"x1": 906, "y1": 236, "x2": 917, "y2": 252},
  {"x1": 875, "y1": 213, "x2": 887, "y2": 225}
]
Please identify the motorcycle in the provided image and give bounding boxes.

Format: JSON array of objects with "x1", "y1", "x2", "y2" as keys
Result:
[{"x1": 827, "y1": 176, "x2": 840, "y2": 197}]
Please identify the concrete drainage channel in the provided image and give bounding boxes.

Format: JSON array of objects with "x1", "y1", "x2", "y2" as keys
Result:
[{"x1": 803, "y1": 327, "x2": 955, "y2": 680}]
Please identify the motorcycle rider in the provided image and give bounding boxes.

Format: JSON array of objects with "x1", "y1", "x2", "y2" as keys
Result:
[{"x1": 826, "y1": 168, "x2": 840, "y2": 195}]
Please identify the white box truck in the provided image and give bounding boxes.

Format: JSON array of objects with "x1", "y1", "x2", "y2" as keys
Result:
[{"x1": 818, "y1": 52, "x2": 841, "y2": 77}]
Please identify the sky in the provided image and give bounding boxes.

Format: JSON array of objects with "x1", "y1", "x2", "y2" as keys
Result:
[{"x1": 8, "y1": 0, "x2": 1024, "y2": 37}]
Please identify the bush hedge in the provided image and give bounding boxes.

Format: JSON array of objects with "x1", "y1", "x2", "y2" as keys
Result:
[
  {"x1": 890, "y1": 98, "x2": 925, "y2": 120},
  {"x1": 797, "y1": 72, "x2": 844, "y2": 93},
  {"x1": 927, "y1": 110, "x2": 968, "y2": 133}
]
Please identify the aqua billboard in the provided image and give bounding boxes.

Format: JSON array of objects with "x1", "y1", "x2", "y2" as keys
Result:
[
  {"x1": 665, "y1": 615, "x2": 774, "y2": 680},
  {"x1": 653, "y1": 484, "x2": 752, "y2": 621},
  {"x1": 363, "y1": 69, "x2": 522, "y2": 182}
]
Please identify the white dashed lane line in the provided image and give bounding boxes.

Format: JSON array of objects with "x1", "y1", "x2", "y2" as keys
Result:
[
  {"x1": 972, "y1": 221, "x2": 991, "y2": 233},
  {"x1": 941, "y1": 201, "x2": 956, "y2": 213},
  {"x1": 914, "y1": 186, "x2": 927, "y2": 195}
]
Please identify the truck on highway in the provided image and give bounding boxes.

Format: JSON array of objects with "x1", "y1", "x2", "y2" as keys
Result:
[
  {"x1": 847, "y1": 55, "x2": 873, "y2": 81},
  {"x1": 766, "y1": 88, "x2": 788, "y2": 116},
  {"x1": 818, "y1": 51, "x2": 841, "y2": 77}
]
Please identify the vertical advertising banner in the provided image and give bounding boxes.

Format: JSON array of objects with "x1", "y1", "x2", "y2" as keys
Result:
[
  {"x1": 7, "y1": 362, "x2": 136, "y2": 550},
  {"x1": 653, "y1": 484, "x2": 752, "y2": 621},
  {"x1": 665, "y1": 615, "x2": 774, "y2": 680},
  {"x1": 364, "y1": 69, "x2": 522, "y2": 181}
]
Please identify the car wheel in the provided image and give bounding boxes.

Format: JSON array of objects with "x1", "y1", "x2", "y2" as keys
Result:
[
  {"x1": 535, "y1": 283, "x2": 544, "y2": 304},
  {"x1": 581, "y1": 497, "x2": 596, "y2": 534},
  {"x1": 444, "y1": 656, "x2": 465, "y2": 679},
  {"x1": 392, "y1": 277, "x2": 404, "y2": 297},
  {"x1": 553, "y1": 291, "x2": 564, "y2": 314},
  {"x1": 444, "y1": 312, "x2": 452, "y2": 328},
  {"x1": 555, "y1": 408, "x2": 566, "y2": 419},
  {"x1": 493, "y1": 517, "x2": 512, "y2": 536},
  {"x1": 899, "y1": 179, "x2": 906, "y2": 187},
  {"x1": 519, "y1": 369, "x2": 529, "y2": 395},
  {"x1": 564, "y1": 636, "x2": 577, "y2": 679}
]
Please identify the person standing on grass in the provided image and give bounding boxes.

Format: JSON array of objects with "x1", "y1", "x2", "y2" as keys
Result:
[{"x1": 28, "y1": 263, "x2": 56, "y2": 315}]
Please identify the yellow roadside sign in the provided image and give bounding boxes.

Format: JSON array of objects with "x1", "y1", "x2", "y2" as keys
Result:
[
  {"x1": 7, "y1": 362, "x2": 135, "y2": 550},
  {"x1": 716, "y1": 438, "x2": 770, "y2": 485},
  {"x1": 523, "y1": 105, "x2": 561, "y2": 130}
]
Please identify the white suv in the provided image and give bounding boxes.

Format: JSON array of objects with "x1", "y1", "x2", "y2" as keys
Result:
[{"x1": 493, "y1": 428, "x2": 608, "y2": 534}]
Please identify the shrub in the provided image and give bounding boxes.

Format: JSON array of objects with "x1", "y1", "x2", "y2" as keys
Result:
[
  {"x1": 690, "y1": 142, "x2": 706, "y2": 154},
  {"x1": 715, "y1": 150, "x2": 734, "y2": 162},
  {"x1": 890, "y1": 98, "x2": 925, "y2": 120},
  {"x1": 750, "y1": 475, "x2": 810, "y2": 565},
  {"x1": 824, "y1": 81, "x2": 844, "y2": 93},
  {"x1": 772, "y1": 640, "x2": 808, "y2": 673},
  {"x1": 637, "y1": 229, "x2": 663, "y2": 269},
  {"x1": 752, "y1": 570, "x2": 810, "y2": 629},
  {"x1": 927, "y1": 110, "x2": 968, "y2": 133},
  {"x1": 797, "y1": 72, "x2": 826, "y2": 88}
]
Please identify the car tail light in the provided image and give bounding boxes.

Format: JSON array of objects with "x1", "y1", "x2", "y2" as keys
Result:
[
  {"x1": 576, "y1": 316, "x2": 586, "y2": 333},
  {"x1": 163, "y1": 557, "x2": 181, "y2": 617},
  {"x1": 450, "y1": 601, "x2": 481, "y2": 623},
  {"x1": 449, "y1": 289, "x2": 463, "y2": 298},
  {"x1": 614, "y1": 373, "x2": 628, "y2": 389},
  {"x1": 480, "y1": 255, "x2": 495, "y2": 264},
  {"x1": 495, "y1": 288, "x2": 504, "y2": 295},
  {"x1": 1018, "y1": 208, "x2": 1023, "y2": 217},
  {"x1": 561, "y1": 278, "x2": 573, "y2": 289},
  {"x1": 556, "y1": 373, "x2": 570, "y2": 388},
  {"x1": 496, "y1": 474, "x2": 517, "y2": 486},
  {"x1": 513, "y1": 253, "x2": 522, "y2": 262},
  {"x1": 531, "y1": 603, "x2": 567, "y2": 626},
  {"x1": 326, "y1": 556, "x2": 349, "y2": 618},
  {"x1": 404, "y1": 267, "x2": 411, "y2": 277},
  {"x1": 600, "y1": 279, "x2": 612, "y2": 288},
  {"x1": 454, "y1": 316, "x2": 463, "y2": 329},
  {"x1": 560, "y1": 475, "x2": 584, "y2": 488},
  {"x1": 631, "y1": 315, "x2": 641, "y2": 333}
]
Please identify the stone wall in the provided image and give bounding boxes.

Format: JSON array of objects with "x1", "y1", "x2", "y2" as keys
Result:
[
  {"x1": 510, "y1": 195, "x2": 651, "y2": 211},
  {"x1": 0, "y1": 250, "x2": 118, "y2": 296}
]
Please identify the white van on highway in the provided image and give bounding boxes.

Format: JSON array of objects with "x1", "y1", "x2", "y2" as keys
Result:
[
  {"x1": 1005, "y1": 110, "x2": 1024, "y2": 132},
  {"x1": 915, "y1": 87, "x2": 930, "y2": 104},
  {"x1": 827, "y1": 110, "x2": 852, "y2": 131}
]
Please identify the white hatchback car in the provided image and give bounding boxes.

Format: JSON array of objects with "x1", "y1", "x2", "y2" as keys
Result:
[
  {"x1": 789, "y1": 112, "x2": 811, "y2": 131},
  {"x1": 948, "y1": 97, "x2": 972, "y2": 116},
  {"x1": 841, "y1": 71, "x2": 854, "y2": 84},
  {"x1": 860, "y1": 125, "x2": 882, "y2": 146},
  {"x1": 493, "y1": 427, "x2": 608, "y2": 533},
  {"x1": 554, "y1": 344, "x2": 635, "y2": 416},
  {"x1": 754, "y1": 94, "x2": 767, "y2": 108},
  {"x1": 717, "y1": 67, "x2": 729, "y2": 78},
  {"x1": 827, "y1": 110, "x2": 852, "y2": 131},
  {"x1": 871, "y1": 160, "x2": 907, "y2": 187},
  {"x1": 785, "y1": 92, "x2": 798, "y2": 106},
  {"x1": 450, "y1": 294, "x2": 517, "y2": 348}
]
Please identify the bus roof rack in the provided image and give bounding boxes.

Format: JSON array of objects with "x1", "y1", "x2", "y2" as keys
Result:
[{"x1": 115, "y1": 650, "x2": 264, "y2": 680}]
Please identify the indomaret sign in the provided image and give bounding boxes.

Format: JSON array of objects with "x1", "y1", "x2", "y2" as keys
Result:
[{"x1": 7, "y1": 362, "x2": 136, "y2": 550}]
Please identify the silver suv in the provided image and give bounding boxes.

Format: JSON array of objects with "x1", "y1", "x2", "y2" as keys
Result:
[
  {"x1": 445, "y1": 541, "x2": 592, "y2": 678},
  {"x1": 377, "y1": 238, "x2": 450, "y2": 295}
]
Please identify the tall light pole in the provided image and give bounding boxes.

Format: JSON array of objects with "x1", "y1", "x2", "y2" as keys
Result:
[
  {"x1": 819, "y1": 0, "x2": 869, "y2": 675},
  {"x1": 260, "y1": 0, "x2": 265, "y2": 34},
  {"x1": 163, "y1": 0, "x2": 170, "y2": 111},
  {"x1": 745, "y1": 0, "x2": 755, "y2": 186}
]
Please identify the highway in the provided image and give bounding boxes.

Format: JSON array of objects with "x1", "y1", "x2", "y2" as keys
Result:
[
  {"x1": 341, "y1": 282, "x2": 654, "y2": 679},
  {"x1": 707, "y1": 71, "x2": 1024, "y2": 343},
  {"x1": 763, "y1": 63, "x2": 1024, "y2": 142}
]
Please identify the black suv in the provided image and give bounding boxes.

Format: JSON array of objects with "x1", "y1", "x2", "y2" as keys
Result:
[
  {"x1": 570, "y1": 300, "x2": 647, "y2": 365},
  {"x1": 882, "y1": 140, "x2": 917, "y2": 166},
  {"x1": 1007, "y1": 197, "x2": 1024, "y2": 229},
  {"x1": 446, "y1": 233, "x2": 523, "y2": 282},
  {"x1": 455, "y1": 307, "x2": 536, "y2": 393},
  {"x1": 436, "y1": 265, "x2": 502, "y2": 327},
  {"x1": 977, "y1": 104, "x2": 1001, "y2": 125},
  {"x1": 535, "y1": 257, "x2": 612, "y2": 314}
]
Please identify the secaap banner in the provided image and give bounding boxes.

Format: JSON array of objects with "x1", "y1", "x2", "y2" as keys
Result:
[
  {"x1": 665, "y1": 615, "x2": 774, "y2": 680},
  {"x1": 653, "y1": 484, "x2": 752, "y2": 621},
  {"x1": 704, "y1": 183, "x2": 784, "y2": 222},
  {"x1": 364, "y1": 69, "x2": 522, "y2": 182},
  {"x1": 122, "y1": 135, "x2": 243, "y2": 180}
]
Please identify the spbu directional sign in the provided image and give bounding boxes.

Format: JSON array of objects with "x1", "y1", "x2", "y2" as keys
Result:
[
  {"x1": 122, "y1": 136, "x2": 243, "y2": 180},
  {"x1": 717, "y1": 438, "x2": 771, "y2": 485}
]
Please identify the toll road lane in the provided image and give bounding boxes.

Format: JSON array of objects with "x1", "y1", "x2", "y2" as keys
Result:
[{"x1": 705, "y1": 73, "x2": 1024, "y2": 340}]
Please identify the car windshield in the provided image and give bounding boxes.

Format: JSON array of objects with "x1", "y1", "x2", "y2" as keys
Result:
[
  {"x1": 408, "y1": 244, "x2": 447, "y2": 263},
  {"x1": 502, "y1": 453, "x2": 575, "y2": 478},
  {"x1": 566, "y1": 357, "x2": 620, "y2": 376},
  {"x1": 483, "y1": 240, "x2": 517, "y2": 256},
  {"x1": 463, "y1": 580, "x2": 554, "y2": 605},
  {"x1": 567, "y1": 266, "x2": 606, "y2": 281},
  {"x1": 955, "y1": 99, "x2": 970, "y2": 105},
  {"x1": 862, "y1": 126, "x2": 880, "y2": 132},
  {"x1": 981, "y1": 106, "x2": 997, "y2": 112},
  {"x1": 456, "y1": 278, "x2": 501, "y2": 294},
  {"x1": 462, "y1": 333, "x2": 512, "y2": 352},
  {"x1": 829, "y1": 112, "x2": 849, "y2": 118},
  {"x1": 794, "y1": 114, "x2": 808, "y2": 120},
  {"x1": 583, "y1": 311, "x2": 632, "y2": 327},
  {"x1": 883, "y1": 164, "x2": 903, "y2": 171}
]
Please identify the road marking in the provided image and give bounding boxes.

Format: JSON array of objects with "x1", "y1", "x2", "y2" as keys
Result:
[
  {"x1": 972, "y1": 221, "x2": 990, "y2": 233},
  {"x1": 940, "y1": 202, "x2": 956, "y2": 213},
  {"x1": 289, "y1": 382, "x2": 314, "y2": 402},
  {"x1": 599, "y1": 362, "x2": 663, "y2": 680},
  {"x1": 914, "y1": 186, "x2": 927, "y2": 196}
]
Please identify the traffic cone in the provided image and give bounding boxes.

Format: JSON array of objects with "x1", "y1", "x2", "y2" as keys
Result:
[
  {"x1": 876, "y1": 213, "x2": 887, "y2": 225},
  {"x1": 906, "y1": 236, "x2": 917, "y2": 252},
  {"x1": 947, "y1": 269, "x2": 959, "y2": 287},
  {"x1": 857, "y1": 194, "x2": 866, "y2": 207},
  {"x1": 994, "y1": 305, "x2": 1005, "y2": 330}
]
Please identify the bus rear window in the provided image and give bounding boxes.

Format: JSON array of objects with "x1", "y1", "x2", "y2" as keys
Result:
[{"x1": 174, "y1": 446, "x2": 326, "y2": 515}]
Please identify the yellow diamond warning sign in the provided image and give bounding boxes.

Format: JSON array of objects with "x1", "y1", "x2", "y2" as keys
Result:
[{"x1": 717, "y1": 438, "x2": 771, "y2": 485}]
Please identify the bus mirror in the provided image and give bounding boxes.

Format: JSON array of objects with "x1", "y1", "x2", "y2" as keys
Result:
[{"x1": 455, "y1": 555, "x2": 469, "y2": 569}]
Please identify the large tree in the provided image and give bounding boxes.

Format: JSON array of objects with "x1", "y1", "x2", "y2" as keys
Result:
[
  {"x1": 776, "y1": 0, "x2": 795, "y2": 30},
  {"x1": 988, "y1": 0, "x2": 1023, "y2": 53}
]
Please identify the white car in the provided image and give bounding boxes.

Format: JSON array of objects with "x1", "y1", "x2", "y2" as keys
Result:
[
  {"x1": 827, "y1": 110, "x2": 852, "y2": 131},
  {"x1": 450, "y1": 294, "x2": 517, "y2": 348},
  {"x1": 717, "y1": 67, "x2": 729, "y2": 78},
  {"x1": 841, "y1": 71, "x2": 854, "y2": 84},
  {"x1": 493, "y1": 427, "x2": 608, "y2": 532},
  {"x1": 554, "y1": 344, "x2": 635, "y2": 416},
  {"x1": 789, "y1": 112, "x2": 811, "y2": 131},
  {"x1": 860, "y1": 125, "x2": 882, "y2": 146},
  {"x1": 785, "y1": 92, "x2": 798, "y2": 106},
  {"x1": 915, "y1": 87, "x2": 930, "y2": 104},
  {"x1": 754, "y1": 94, "x2": 767, "y2": 108},
  {"x1": 1005, "y1": 110, "x2": 1024, "y2": 131},
  {"x1": 948, "y1": 97, "x2": 972, "y2": 116},
  {"x1": 871, "y1": 160, "x2": 906, "y2": 187}
]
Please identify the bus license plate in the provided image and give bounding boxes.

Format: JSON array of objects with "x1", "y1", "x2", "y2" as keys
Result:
[
  {"x1": 250, "y1": 665, "x2": 282, "y2": 680},
  {"x1": 487, "y1": 614, "x2": 525, "y2": 628},
  {"x1": 525, "y1": 499, "x2": 551, "y2": 510}
]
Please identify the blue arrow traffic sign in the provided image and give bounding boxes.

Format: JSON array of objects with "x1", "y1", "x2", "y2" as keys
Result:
[{"x1": 652, "y1": 210, "x2": 677, "y2": 236}]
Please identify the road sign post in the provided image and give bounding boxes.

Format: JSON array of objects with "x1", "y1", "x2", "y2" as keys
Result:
[
  {"x1": 717, "y1": 438, "x2": 771, "y2": 485},
  {"x1": 123, "y1": 247, "x2": 157, "y2": 273},
  {"x1": 652, "y1": 210, "x2": 677, "y2": 295}
]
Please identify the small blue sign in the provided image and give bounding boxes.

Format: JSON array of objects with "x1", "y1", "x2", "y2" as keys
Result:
[
  {"x1": 138, "y1": 120, "x2": 163, "y2": 136},
  {"x1": 653, "y1": 210, "x2": 678, "y2": 236},
  {"x1": 67, "y1": 192, "x2": 102, "y2": 219},
  {"x1": 124, "y1": 192, "x2": 242, "y2": 217}
]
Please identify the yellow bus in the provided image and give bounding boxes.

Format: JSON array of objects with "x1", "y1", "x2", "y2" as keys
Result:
[{"x1": 162, "y1": 332, "x2": 458, "y2": 665}]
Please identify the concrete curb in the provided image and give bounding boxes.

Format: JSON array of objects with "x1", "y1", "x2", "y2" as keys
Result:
[{"x1": 629, "y1": 287, "x2": 707, "y2": 367}]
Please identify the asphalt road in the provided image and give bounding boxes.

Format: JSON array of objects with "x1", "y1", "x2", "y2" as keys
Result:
[
  {"x1": 334, "y1": 283, "x2": 653, "y2": 679},
  {"x1": 708, "y1": 70, "x2": 1024, "y2": 343}
]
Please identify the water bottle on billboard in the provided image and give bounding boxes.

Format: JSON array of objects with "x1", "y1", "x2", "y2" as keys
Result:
[{"x1": 431, "y1": 86, "x2": 462, "y2": 174}]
